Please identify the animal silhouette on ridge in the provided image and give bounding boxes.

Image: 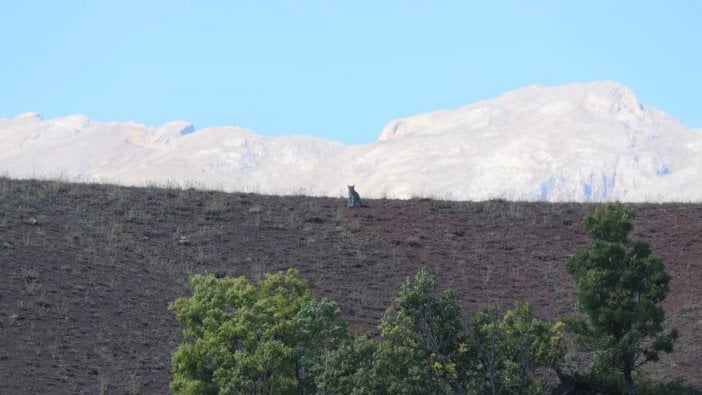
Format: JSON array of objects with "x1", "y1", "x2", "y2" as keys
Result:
[{"x1": 347, "y1": 185, "x2": 366, "y2": 208}]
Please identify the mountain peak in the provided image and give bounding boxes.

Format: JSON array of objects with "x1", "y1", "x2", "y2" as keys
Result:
[
  {"x1": 378, "y1": 81, "x2": 649, "y2": 142},
  {"x1": 499, "y1": 81, "x2": 639, "y2": 105},
  {"x1": 2, "y1": 82, "x2": 700, "y2": 202},
  {"x1": 53, "y1": 114, "x2": 92, "y2": 130},
  {"x1": 14, "y1": 112, "x2": 44, "y2": 122},
  {"x1": 160, "y1": 121, "x2": 195, "y2": 136},
  {"x1": 573, "y1": 81, "x2": 645, "y2": 116}
]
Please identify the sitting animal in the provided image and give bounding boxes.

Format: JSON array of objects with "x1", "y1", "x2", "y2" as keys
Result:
[{"x1": 347, "y1": 185, "x2": 365, "y2": 208}]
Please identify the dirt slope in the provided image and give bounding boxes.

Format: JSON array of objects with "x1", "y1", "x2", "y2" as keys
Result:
[{"x1": 0, "y1": 178, "x2": 700, "y2": 393}]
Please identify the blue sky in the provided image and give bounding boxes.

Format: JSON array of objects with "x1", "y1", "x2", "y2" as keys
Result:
[{"x1": 2, "y1": 1, "x2": 700, "y2": 144}]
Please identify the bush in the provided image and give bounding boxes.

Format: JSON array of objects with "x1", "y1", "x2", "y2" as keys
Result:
[{"x1": 169, "y1": 269, "x2": 346, "y2": 394}]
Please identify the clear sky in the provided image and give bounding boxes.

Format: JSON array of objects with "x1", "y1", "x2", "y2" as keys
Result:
[{"x1": 2, "y1": 1, "x2": 700, "y2": 144}]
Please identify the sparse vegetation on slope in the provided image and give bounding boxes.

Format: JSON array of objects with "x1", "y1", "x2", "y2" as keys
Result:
[{"x1": 0, "y1": 177, "x2": 700, "y2": 392}]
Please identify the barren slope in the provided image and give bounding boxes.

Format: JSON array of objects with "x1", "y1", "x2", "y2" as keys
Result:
[{"x1": 0, "y1": 178, "x2": 700, "y2": 393}]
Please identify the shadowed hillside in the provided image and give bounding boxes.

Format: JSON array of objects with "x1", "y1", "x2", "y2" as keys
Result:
[{"x1": 0, "y1": 177, "x2": 700, "y2": 393}]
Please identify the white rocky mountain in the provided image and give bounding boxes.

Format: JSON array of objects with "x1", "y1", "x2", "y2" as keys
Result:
[{"x1": 1, "y1": 81, "x2": 700, "y2": 202}]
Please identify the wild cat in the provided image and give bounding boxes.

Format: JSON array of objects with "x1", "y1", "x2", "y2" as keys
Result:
[{"x1": 347, "y1": 185, "x2": 366, "y2": 208}]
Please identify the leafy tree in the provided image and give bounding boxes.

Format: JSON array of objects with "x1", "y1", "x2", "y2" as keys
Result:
[
  {"x1": 381, "y1": 267, "x2": 467, "y2": 393},
  {"x1": 169, "y1": 269, "x2": 346, "y2": 394},
  {"x1": 170, "y1": 267, "x2": 566, "y2": 394},
  {"x1": 316, "y1": 334, "x2": 379, "y2": 394},
  {"x1": 316, "y1": 268, "x2": 466, "y2": 394},
  {"x1": 566, "y1": 203, "x2": 678, "y2": 394},
  {"x1": 467, "y1": 303, "x2": 565, "y2": 395},
  {"x1": 318, "y1": 269, "x2": 564, "y2": 395}
]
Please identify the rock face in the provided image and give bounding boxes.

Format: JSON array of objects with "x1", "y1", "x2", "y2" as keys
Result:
[
  {"x1": 1, "y1": 81, "x2": 700, "y2": 202},
  {"x1": 372, "y1": 82, "x2": 701, "y2": 201}
]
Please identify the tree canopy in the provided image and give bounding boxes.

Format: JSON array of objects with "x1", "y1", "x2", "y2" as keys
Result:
[
  {"x1": 169, "y1": 269, "x2": 346, "y2": 394},
  {"x1": 566, "y1": 203, "x2": 678, "y2": 394},
  {"x1": 170, "y1": 268, "x2": 565, "y2": 394}
]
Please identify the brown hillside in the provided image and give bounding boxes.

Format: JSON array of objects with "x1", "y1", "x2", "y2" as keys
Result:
[{"x1": 0, "y1": 177, "x2": 700, "y2": 393}]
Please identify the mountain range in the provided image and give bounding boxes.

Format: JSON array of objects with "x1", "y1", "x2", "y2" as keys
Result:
[{"x1": 2, "y1": 81, "x2": 700, "y2": 202}]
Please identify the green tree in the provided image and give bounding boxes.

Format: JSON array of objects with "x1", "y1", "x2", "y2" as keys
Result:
[
  {"x1": 467, "y1": 303, "x2": 565, "y2": 395},
  {"x1": 381, "y1": 267, "x2": 466, "y2": 393},
  {"x1": 169, "y1": 269, "x2": 346, "y2": 394},
  {"x1": 566, "y1": 203, "x2": 678, "y2": 394},
  {"x1": 318, "y1": 269, "x2": 564, "y2": 395},
  {"x1": 316, "y1": 334, "x2": 379, "y2": 394},
  {"x1": 317, "y1": 268, "x2": 466, "y2": 394}
]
